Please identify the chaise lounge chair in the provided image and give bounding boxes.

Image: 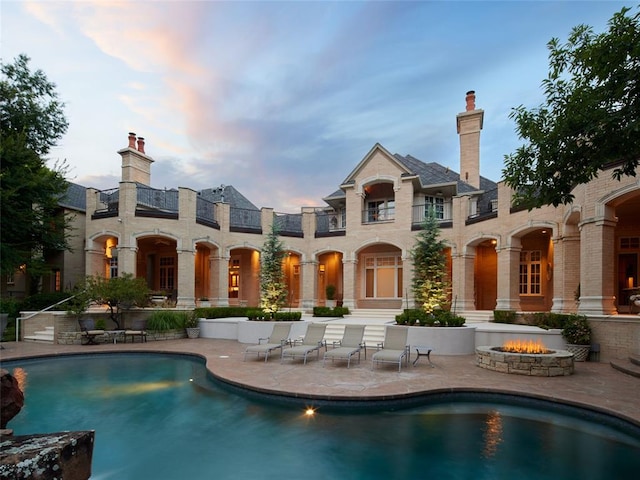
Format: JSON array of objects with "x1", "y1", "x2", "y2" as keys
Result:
[
  {"x1": 281, "y1": 323, "x2": 327, "y2": 364},
  {"x1": 372, "y1": 326, "x2": 409, "y2": 372},
  {"x1": 79, "y1": 318, "x2": 105, "y2": 345},
  {"x1": 243, "y1": 323, "x2": 292, "y2": 362},
  {"x1": 323, "y1": 324, "x2": 366, "y2": 368}
]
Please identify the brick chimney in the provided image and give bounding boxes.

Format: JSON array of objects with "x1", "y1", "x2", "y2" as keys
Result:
[
  {"x1": 118, "y1": 132, "x2": 154, "y2": 185},
  {"x1": 456, "y1": 91, "x2": 484, "y2": 189}
]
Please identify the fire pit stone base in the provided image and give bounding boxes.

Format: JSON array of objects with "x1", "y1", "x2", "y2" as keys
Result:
[{"x1": 476, "y1": 346, "x2": 574, "y2": 377}]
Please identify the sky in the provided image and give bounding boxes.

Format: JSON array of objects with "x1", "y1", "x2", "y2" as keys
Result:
[{"x1": 1, "y1": 0, "x2": 631, "y2": 212}]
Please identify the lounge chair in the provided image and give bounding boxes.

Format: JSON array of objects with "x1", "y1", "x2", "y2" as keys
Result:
[
  {"x1": 79, "y1": 318, "x2": 105, "y2": 345},
  {"x1": 372, "y1": 326, "x2": 409, "y2": 372},
  {"x1": 281, "y1": 323, "x2": 327, "y2": 364},
  {"x1": 243, "y1": 323, "x2": 292, "y2": 362},
  {"x1": 124, "y1": 319, "x2": 147, "y2": 343},
  {"x1": 323, "y1": 325, "x2": 366, "y2": 368}
]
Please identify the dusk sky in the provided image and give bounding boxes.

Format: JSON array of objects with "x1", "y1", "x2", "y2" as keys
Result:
[{"x1": 2, "y1": 1, "x2": 630, "y2": 212}]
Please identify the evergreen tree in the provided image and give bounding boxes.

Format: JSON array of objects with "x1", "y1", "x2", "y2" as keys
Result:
[
  {"x1": 1, "y1": 54, "x2": 71, "y2": 282},
  {"x1": 411, "y1": 213, "x2": 449, "y2": 314},
  {"x1": 259, "y1": 223, "x2": 288, "y2": 317}
]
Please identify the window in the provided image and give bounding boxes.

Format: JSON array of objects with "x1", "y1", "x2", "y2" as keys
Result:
[
  {"x1": 366, "y1": 199, "x2": 395, "y2": 222},
  {"x1": 364, "y1": 254, "x2": 403, "y2": 298},
  {"x1": 109, "y1": 257, "x2": 118, "y2": 279},
  {"x1": 6, "y1": 271, "x2": 14, "y2": 285},
  {"x1": 53, "y1": 269, "x2": 61, "y2": 292},
  {"x1": 621, "y1": 237, "x2": 640, "y2": 249},
  {"x1": 159, "y1": 256, "x2": 175, "y2": 291},
  {"x1": 229, "y1": 258, "x2": 240, "y2": 298},
  {"x1": 520, "y1": 251, "x2": 541, "y2": 295},
  {"x1": 425, "y1": 196, "x2": 445, "y2": 220}
]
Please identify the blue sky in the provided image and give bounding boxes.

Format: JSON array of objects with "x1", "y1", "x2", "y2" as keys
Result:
[{"x1": 2, "y1": 0, "x2": 630, "y2": 212}]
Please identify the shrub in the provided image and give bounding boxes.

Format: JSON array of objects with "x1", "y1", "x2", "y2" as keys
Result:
[
  {"x1": 396, "y1": 309, "x2": 465, "y2": 327},
  {"x1": 561, "y1": 315, "x2": 591, "y2": 345},
  {"x1": 147, "y1": 310, "x2": 184, "y2": 331},
  {"x1": 313, "y1": 306, "x2": 348, "y2": 317},
  {"x1": 493, "y1": 310, "x2": 517, "y2": 324},
  {"x1": 274, "y1": 311, "x2": 302, "y2": 321},
  {"x1": 194, "y1": 307, "x2": 253, "y2": 319}
]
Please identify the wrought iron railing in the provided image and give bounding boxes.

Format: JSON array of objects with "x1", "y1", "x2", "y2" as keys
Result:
[
  {"x1": 230, "y1": 207, "x2": 261, "y2": 230},
  {"x1": 274, "y1": 212, "x2": 302, "y2": 236},
  {"x1": 136, "y1": 186, "x2": 178, "y2": 212}
]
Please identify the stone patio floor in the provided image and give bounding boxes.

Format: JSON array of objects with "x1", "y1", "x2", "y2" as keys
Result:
[{"x1": 1, "y1": 337, "x2": 638, "y2": 427}]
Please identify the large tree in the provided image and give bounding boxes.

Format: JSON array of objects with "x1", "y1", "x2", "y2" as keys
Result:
[
  {"x1": 503, "y1": 6, "x2": 639, "y2": 208},
  {"x1": 1, "y1": 54, "x2": 71, "y2": 279}
]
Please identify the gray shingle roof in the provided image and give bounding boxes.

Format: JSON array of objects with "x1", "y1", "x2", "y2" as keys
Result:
[
  {"x1": 58, "y1": 182, "x2": 86, "y2": 211},
  {"x1": 198, "y1": 185, "x2": 259, "y2": 210}
]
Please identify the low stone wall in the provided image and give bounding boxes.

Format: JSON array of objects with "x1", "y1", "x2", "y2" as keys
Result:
[
  {"x1": 58, "y1": 329, "x2": 186, "y2": 345},
  {"x1": 476, "y1": 346, "x2": 574, "y2": 376}
]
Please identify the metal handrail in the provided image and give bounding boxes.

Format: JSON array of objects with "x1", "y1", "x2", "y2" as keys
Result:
[{"x1": 15, "y1": 291, "x2": 85, "y2": 342}]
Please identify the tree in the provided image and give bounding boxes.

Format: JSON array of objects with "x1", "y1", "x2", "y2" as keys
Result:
[
  {"x1": 86, "y1": 273, "x2": 150, "y2": 329},
  {"x1": 259, "y1": 223, "x2": 288, "y2": 318},
  {"x1": 503, "y1": 7, "x2": 640, "y2": 208},
  {"x1": 1, "y1": 54, "x2": 71, "y2": 280},
  {"x1": 411, "y1": 214, "x2": 449, "y2": 314}
]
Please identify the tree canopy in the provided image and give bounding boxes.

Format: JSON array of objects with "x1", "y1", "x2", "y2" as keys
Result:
[
  {"x1": 1, "y1": 54, "x2": 71, "y2": 278},
  {"x1": 85, "y1": 273, "x2": 150, "y2": 329},
  {"x1": 503, "y1": 6, "x2": 639, "y2": 208}
]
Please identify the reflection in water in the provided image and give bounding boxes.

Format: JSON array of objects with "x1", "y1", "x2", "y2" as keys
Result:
[
  {"x1": 11, "y1": 367, "x2": 27, "y2": 393},
  {"x1": 483, "y1": 410, "x2": 503, "y2": 458},
  {"x1": 92, "y1": 380, "x2": 184, "y2": 398}
]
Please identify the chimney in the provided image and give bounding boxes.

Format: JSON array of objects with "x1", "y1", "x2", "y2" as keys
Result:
[
  {"x1": 118, "y1": 131, "x2": 154, "y2": 185},
  {"x1": 128, "y1": 132, "x2": 136, "y2": 149},
  {"x1": 465, "y1": 90, "x2": 476, "y2": 111},
  {"x1": 456, "y1": 91, "x2": 484, "y2": 189},
  {"x1": 136, "y1": 137, "x2": 145, "y2": 154}
]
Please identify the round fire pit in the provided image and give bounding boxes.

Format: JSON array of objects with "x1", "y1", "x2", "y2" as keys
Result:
[{"x1": 476, "y1": 346, "x2": 574, "y2": 376}]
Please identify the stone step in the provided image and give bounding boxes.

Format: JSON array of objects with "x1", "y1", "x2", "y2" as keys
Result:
[
  {"x1": 320, "y1": 323, "x2": 386, "y2": 348},
  {"x1": 24, "y1": 326, "x2": 55, "y2": 343},
  {"x1": 630, "y1": 354, "x2": 640, "y2": 367},
  {"x1": 459, "y1": 310, "x2": 494, "y2": 323},
  {"x1": 610, "y1": 357, "x2": 640, "y2": 379}
]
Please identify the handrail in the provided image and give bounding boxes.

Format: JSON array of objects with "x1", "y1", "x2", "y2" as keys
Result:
[{"x1": 15, "y1": 291, "x2": 85, "y2": 342}]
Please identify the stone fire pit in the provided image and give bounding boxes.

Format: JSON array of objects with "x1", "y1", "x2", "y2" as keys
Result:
[{"x1": 476, "y1": 346, "x2": 574, "y2": 377}]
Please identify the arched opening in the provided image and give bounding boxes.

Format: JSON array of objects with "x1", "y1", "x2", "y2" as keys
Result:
[
  {"x1": 474, "y1": 239, "x2": 497, "y2": 311},
  {"x1": 136, "y1": 236, "x2": 178, "y2": 301},
  {"x1": 357, "y1": 244, "x2": 402, "y2": 309},
  {"x1": 317, "y1": 251, "x2": 343, "y2": 306},
  {"x1": 228, "y1": 247, "x2": 260, "y2": 307},
  {"x1": 614, "y1": 192, "x2": 640, "y2": 312}
]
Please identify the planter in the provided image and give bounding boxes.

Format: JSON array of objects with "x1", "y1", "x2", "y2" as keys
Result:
[
  {"x1": 186, "y1": 327, "x2": 200, "y2": 339},
  {"x1": 566, "y1": 344, "x2": 590, "y2": 362},
  {"x1": 407, "y1": 325, "x2": 477, "y2": 355}
]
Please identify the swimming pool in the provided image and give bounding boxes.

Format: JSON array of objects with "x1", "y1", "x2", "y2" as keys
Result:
[{"x1": 3, "y1": 353, "x2": 639, "y2": 479}]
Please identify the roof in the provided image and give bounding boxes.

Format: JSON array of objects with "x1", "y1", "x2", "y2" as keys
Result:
[
  {"x1": 198, "y1": 185, "x2": 259, "y2": 210},
  {"x1": 58, "y1": 182, "x2": 86, "y2": 212}
]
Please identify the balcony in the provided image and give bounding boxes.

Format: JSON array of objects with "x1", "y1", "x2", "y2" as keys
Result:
[
  {"x1": 196, "y1": 196, "x2": 219, "y2": 229},
  {"x1": 135, "y1": 186, "x2": 178, "y2": 219},
  {"x1": 362, "y1": 206, "x2": 395, "y2": 224},
  {"x1": 411, "y1": 203, "x2": 453, "y2": 229},
  {"x1": 230, "y1": 207, "x2": 262, "y2": 234},
  {"x1": 315, "y1": 210, "x2": 346, "y2": 237},
  {"x1": 274, "y1": 212, "x2": 303, "y2": 238}
]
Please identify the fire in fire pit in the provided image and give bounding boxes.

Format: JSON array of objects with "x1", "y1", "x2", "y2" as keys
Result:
[{"x1": 498, "y1": 339, "x2": 553, "y2": 354}]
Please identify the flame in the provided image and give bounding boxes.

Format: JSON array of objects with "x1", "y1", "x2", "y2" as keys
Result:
[{"x1": 501, "y1": 339, "x2": 551, "y2": 354}]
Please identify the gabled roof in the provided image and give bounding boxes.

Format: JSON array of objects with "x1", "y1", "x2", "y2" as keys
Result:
[
  {"x1": 340, "y1": 143, "x2": 414, "y2": 186},
  {"x1": 58, "y1": 182, "x2": 86, "y2": 212},
  {"x1": 323, "y1": 144, "x2": 498, "y2": 207},
  {"x1": 198, "y1": 185, "x2": 259, "y2": 211}
]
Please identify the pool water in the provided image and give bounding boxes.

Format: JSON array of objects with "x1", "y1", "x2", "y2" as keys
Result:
[{"x1": 3, "y1": 354, "x2": 639, "y2": 480}]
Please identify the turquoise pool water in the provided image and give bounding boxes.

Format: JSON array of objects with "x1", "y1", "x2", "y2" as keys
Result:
[{"x1": 3, "y1": 353, "x2": 639, "y2": 480}]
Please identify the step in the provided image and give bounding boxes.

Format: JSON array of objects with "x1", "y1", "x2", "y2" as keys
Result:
[
  {"x1": 610, "y1": 357, "x2": 640, "y2": 379},
  {"x1": 459, "y1": 310, "x2": 494, "y2": 323},
  {"x1": 24, "y1": 326, "x2": 55, "y2": 343},
  {"x1": 630, "y1": 354, "x2": 640, "y2": 367},
  {"x1": 320, "y1": 323, "x2": 386, "y2": 349}
]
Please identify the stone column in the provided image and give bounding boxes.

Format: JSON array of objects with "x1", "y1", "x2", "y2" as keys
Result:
[
  {"x1": 176, "y1": 248, "x2": 196, "y2": 308},
  {"x1": 211, "y1": 252, "x2": 229, "y2": 307},
  {"x1": 578, "y1": 210, "x2": 617, "y2": 315},
  {"x1": 300, "y1": 259, "x2": 317, "y2": 311},
  {"x1": 551, "y1": 230, "x2": 580, "y2": 313},
  {"x1": 452, "y1": 248, "x2": 476, "y2": 311},
  {"x1": 342, "y1": 257, "x2": 357, "y2": 310},
  {"x1": 495, "y1": 240, "x2": 522, "y2": 311}
]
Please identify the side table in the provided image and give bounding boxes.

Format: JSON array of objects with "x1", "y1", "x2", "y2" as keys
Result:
[{"x1": 413, "y1": 346, "x2": 434, "y2": 367}]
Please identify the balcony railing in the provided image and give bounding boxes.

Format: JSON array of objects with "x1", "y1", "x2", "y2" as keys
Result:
[
  {"x1": 230, "y1": 207, "x2": 262, "y2": 233},
  {"x1": 91, "y1": 188, "x2": 120, "y2": 218},
  {"x1": 136, "y1": 186, "x2": 179, "y2": 212},
  {"x1": 315, "y1": 210, "x2": 346, "y2": 236},
  {"x1": 196, "y1": 196, "x2": 218, "y2": 228},
  {"x1": 362, "y1": 206, "x2": 395, "y2": 224},
  {"x1": 411, "y1": 203, "x2": 452, "y2": 225},
  {"x1": 274, "y1": 213, "x2": 303, "y2": 237}
]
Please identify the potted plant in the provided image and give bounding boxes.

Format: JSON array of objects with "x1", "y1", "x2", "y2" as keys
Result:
[
  {"x1": 184, "y1": 311, "x2": 200, "y2": 339},
  {"x1": 561, "y1": 314, "x2": 591, "y2": 361},
  {"x1": 325, "y1": 284, "x2": 337, "y2": 308}
]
